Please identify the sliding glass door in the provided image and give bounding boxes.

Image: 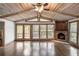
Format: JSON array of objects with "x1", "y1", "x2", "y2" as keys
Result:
[
  {"x1": 16, "y1": 25, "x2": 23, "y2": 39},
  {"x1": 32, "y1": 25, "x2": 39, "y2": 39},
  {"x1": 40, "y1": 25, "x2": 46, "y2": 39},
  {"x1": 24, "y1": 25, "x2": 30, "y2": 39},
  {"x1": 47, "y1": 25, "x2": 54, "y2": 39},
  {"x1": 69, "y1": 22, "x2": 77, "y2": 44}
]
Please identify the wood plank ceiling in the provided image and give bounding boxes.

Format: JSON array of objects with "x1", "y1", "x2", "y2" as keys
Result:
[{"x1": 0, "y1": 3, "x2": 79, "y2": 21}]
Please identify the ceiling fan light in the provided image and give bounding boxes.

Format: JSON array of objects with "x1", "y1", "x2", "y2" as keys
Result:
[
  {"x1": 33, "y1": 3, "x2": 48, "y2": 13},
  {"x1": 44, "y1": 3, "x2": 48, "y2": 6},
  {"x1": 35, "y1": 6, "x2": 38, "y2": 11},
  {"x1": 38, "y1": 5, "x2": 44, "y2": 12},
  {"x1": 34, "y1": 5, "x2": 44, "y2": 13}
]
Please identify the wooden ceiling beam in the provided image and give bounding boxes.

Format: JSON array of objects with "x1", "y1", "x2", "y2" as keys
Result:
[
  {"x1": 15, "y1": 16, "x2": 37, "y2": 22},
  {"x1": 41, "y1": 16, "x2": 53, "y2": 21},
  {"x1": 15, "y1": 15, "x2": 58, "y2": 22}
]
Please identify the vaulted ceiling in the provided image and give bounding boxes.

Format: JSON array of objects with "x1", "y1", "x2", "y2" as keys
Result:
[{"x1": 0, "y1": 3, "x2": 79, "y2": 21}]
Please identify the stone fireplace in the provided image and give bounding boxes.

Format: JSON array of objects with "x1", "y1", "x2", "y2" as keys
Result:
[
  {"x1": 55, "y1": 31, "x2": 68, "y2": 41},
  {"x1": 55, "y1": 21, "x2": 68, "y2": 42}
]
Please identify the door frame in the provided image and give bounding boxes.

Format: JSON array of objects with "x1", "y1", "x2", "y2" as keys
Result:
[{"x1": 0, "y1": 22, "x2": 5, "y2": 46}]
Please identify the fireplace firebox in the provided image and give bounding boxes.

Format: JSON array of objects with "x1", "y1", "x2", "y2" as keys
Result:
[{"x1": 58, "y1": 33, "x2": 65, "y2": 40}]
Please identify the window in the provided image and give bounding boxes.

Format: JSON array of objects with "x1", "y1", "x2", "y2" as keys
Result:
[
  {"x1": 32, "y1": 25, "x2": 39, "y2": 39},
  {"x1": 48, "y1": 25, "x2": 54, "y2": 39},
  {"x1": 16, "y1": 25, "x2": 23, "y2": 39},
  {"x1": 16, "y1": 18, "x2": 55, "y2": 40},
  {"x1": 28, "y1": 18, "x2": 50, "y2": 22},
  {"x1": 40, "y1": 19, "x2": 50, "y2": 21},
  {"x1": 69, "y1": 22, "x2": 77, "y2": 43},
  {"x1": 40, "y1": 25, "x2": 46, "y2": 39},
  {"x1": 28, "y1": 19, "x2": 38, "y2": 21},
  {"x1": 24, "y1": 25, "x2": 30, "y2": 39},
  {"x1": 16, "y1": 24, "x2": 54, "y2": 40}
]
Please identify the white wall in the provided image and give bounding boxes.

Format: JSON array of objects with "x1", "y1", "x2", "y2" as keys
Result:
[{"x1": 0, "y1": 19, "x2": 15, "y2": 45}]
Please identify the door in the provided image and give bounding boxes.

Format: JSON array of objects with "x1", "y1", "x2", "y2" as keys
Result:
[
  {"x1": 32, "y1": 25, "x2": 39, "y2": 39},
  {"x1": 40, "y1": 25, "x2": 46, "y2": 39},
  {"x1": 47, "y1": 25, "x2": 54, "y2": 39},
  {"x1": 16, "y1": 25, "x2": 23, "y2": 40},
  {"x1": 0, "y1": 30, "x2": 2, "y2": 46},
  {"x1": 24, "y1": 25, "x2": 30, "y2": 39},
  {"x1": 0, "y1": 22, "x2": 4, "y2": 46}
]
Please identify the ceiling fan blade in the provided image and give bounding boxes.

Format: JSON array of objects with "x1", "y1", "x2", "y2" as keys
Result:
[
  {"x1": 44, "y1": 3, "x2": 48, "y2": 6},
  {"x1": 44, "y1": 9, "x2": 49, "y2": 11}
]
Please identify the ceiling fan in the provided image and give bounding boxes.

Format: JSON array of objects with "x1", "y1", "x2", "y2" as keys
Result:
[
  {"x1": 32, "y1": 3, "x2": 49, "y2": 13},
  {"x1": 31, "y1": 3, "x2": 50, "y2": 21}
]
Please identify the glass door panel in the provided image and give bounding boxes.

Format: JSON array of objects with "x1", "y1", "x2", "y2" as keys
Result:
[
  {"x1": 40, "y1": 25, "x2": 46, "y2": 39},
  {"x1": 32, "y1": 25, "x2": 39, "y2": 39},
  {"x1": 16, "y1": 25, "x2": 23, "y2": 39},
  {"x1": 24, "y1": 25, "x2": 30, "y2": 39},
  {"x1": 48, "y1": 25, "x2": 54, "y2": 39}
]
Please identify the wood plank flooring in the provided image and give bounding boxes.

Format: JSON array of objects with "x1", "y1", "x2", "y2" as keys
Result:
[{"x1": 0, "y1": 40, "x2": 79, "y2": 56}]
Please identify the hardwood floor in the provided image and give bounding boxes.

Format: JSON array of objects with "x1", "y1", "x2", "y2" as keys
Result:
[{"x1": 0, "y1": 40, "x2": 79, "y2": 56}]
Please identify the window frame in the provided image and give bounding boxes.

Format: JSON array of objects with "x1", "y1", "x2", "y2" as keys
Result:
[
  {"x1": 15, "y1": 21, "x2": 55, "y2": 40},
  {"x1": 69, "y1": 21, "x2": 78, "y2": 47}
]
